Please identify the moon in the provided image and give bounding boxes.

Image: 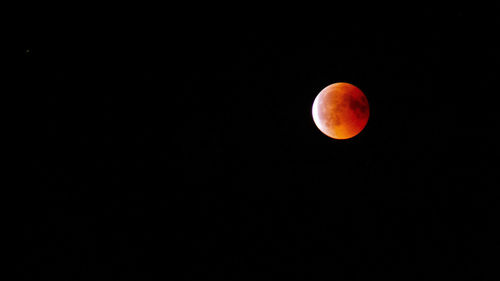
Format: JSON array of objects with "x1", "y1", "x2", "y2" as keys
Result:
[{"x1": 312, "y1": 82, "x2": 369, "y2": 140}]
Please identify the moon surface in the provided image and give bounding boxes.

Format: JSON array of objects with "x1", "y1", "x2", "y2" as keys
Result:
[{"x1": 312, "y1": 82, "x2": 369, "y2": 140}]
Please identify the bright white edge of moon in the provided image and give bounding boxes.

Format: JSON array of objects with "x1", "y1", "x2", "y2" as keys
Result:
[{"x1": 312, "y1": 93, "x2": 326, "y2": 135}]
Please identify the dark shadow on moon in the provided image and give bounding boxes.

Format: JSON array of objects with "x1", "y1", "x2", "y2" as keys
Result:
[{"x1": 349, "y1": 96, "x2": 369, "y2": 119}]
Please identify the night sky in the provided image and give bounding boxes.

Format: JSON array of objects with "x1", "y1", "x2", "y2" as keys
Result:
[{"x1": 18, "y1": 6, "x2": 498, "y2": 280}]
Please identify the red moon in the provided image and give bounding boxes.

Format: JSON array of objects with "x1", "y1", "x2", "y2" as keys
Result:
[{"x1": 312, "y1": 82, "x2": 369, "y2": 140}]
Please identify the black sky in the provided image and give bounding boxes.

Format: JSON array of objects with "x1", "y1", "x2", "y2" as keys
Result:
[{"x1": 18, "y1": 6, "x2": 498, "y2": 280}]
